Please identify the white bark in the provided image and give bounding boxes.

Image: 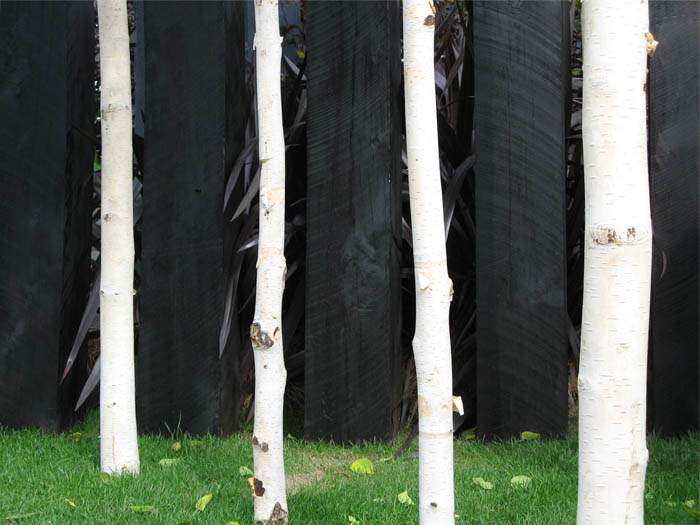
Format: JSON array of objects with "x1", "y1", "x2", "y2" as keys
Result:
[
  {"x1": 403, "y1": 2, "x2": 455, "y2": 524},
  {"x1": 252, "y1": 0, "x2": 288, "y2": 523},
  {"x1": 97, "y1": 0, "x2": 140, "y2": 475},
  {"x1": 577, "y1": 1, "x2": 652, "y2": 523}
]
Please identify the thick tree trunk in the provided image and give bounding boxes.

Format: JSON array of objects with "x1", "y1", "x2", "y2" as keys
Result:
[
  {"x1": 403, "y1": 1, "x2": 455, "y2": 524},
  {"x1": 252, "y1": 0, "x2": 288, "y2": 523},
  {"x1": 577, "y1": 1, "x2": 653, "y2": 522},
  {"x1": 97, "y1": 0, "x2": 140, "y2": 475}
]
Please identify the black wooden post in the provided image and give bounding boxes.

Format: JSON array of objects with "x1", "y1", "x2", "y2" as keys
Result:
[
  {"x1": 137, "y1": 2, "x2": 246, "y2": 435},
  {"x1": 648, "y1": 1, "x2": 699, "y2": 436},
  {"x1": 304, "y1": 1, "x2": 403, "y2": 442},
  {"x1": 0, "y1": 2, "x2": 94, "y2": 430},
  {"x1": 474, "y1": 1, "x2": 569, "y2": 438}
]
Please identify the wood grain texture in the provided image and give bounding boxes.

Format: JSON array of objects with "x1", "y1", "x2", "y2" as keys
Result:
[
  {"x1": 137, "y1": 2, "x2": 246, "y2": 435},
  {"x1": 474, "y1": 1, "x2": 569, "y2": 438},
  {"x1": 648, "y1": 1, "x2": 699, "y2": 436},
  {"x1": 304, "y1": 1, "x2": 403, "y2": 442},
  {"x1": 0, "y1": 2, "x2": 93, "y2": 430}
]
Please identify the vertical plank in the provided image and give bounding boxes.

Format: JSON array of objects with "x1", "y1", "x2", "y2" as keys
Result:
[
  {"x1": 304, "y1": 1, "x2": 403, "y2": 442},
  {"x1": 0, "y1": 2, "x2": 93, "y2": 429},
  {"x1": 137, "y1": 1, "x2": 246, "y2": 435},
  {"x1": 648, "y1": 1, "x2": 699, "y2": 436},
  {"x1": 474, "y1": 1, "x2": 569, "y2": 438}
]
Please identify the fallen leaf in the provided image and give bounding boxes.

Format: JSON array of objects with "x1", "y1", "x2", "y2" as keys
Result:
[
  {"x1": 520, "y1": 431, "x2": 540, "y2": 441},
  {"x1": 158, "y1": 458, "x2": 180, "y2": 467},
  {"x1": 472, "y1": 477, "x2": 494, "y2": 490},
  {"x1": 195, "y1": 493, "x2": 213, "y2": 512},
  {"x1": 286, "y1": 434, "x2": 297, "y2": 440},
  {"x1": 510, "y1": 475, "x2": 532, "y2": 488},
  {"x1": 348, "y1": 516, "x2": 361, "y2": 524},
  {"x1": 99, "y1": 472, "x2": 111, "y2": 483},
  {"x1": 684, "y1": 507, "x2": 700, "y2": 518},
  {"x1": 71, "y1": 432, "x2": 82, "y2": 441},
  {"x1": 397, "y1": 490, "x2": 415, "y2": 505},
  {"x1": 239, "y1": 466, "x2": 254, "y2": 477},
  {"x1": 349, "y1": 458, "x2": 374, "y2": 475},
  {"x1": 684, "y1": 500, "x2": 696, "y2": 508},
  {"x1": 64, "y1": 499, "x2": 76, "y2": 508},
  {"x1": 172, "y1": 441, "x2": 182, "y2": 452},
  {"x1": 130, "y1": 505, "x2": 155, "y2": 513},
  {"x1": 227, "y1": 522, "x2": 241, "y2": 525}
]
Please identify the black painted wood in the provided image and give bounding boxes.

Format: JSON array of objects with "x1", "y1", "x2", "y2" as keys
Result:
[
  {"x1": 648, "y1": 1, "x2": 699, "y2": 436},
  {"x1": 304, "y1": 1, "x2": 403, "y2": 442},
  {"x1": 137, "y1": 2, "x2": 246, "y2": 435},
  {"x1": 474, "y1": 1, "x2": 569, "y2": 438},
  {"x1": 0, "y1": 2, "x2": 93, "y2": 430}
]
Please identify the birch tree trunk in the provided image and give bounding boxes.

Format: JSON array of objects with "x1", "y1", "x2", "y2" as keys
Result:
[
  {"x1": 403, "y1": 2, "x2": 455, "y2": 523},
  {"x1": 251, "y1": 0, "x2": 288, "y2": 523},
  {"x1": 97, "y1": 0, "x2": 140, "y2": 475},
  {"x1": 577, "y1": 1, "x2": 653, "y2": 522}
]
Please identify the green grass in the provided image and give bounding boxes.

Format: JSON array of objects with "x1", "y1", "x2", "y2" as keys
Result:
[{"x1": 0, "y1": 412, "x2": 697, "y2": 524}]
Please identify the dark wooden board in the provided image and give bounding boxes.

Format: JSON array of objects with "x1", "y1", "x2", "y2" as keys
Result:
[
  {"x1": 474, "y1": 1, "x2": 569, "y2": 438},
  {"x1": 0, "y1": 2, "x2": 93, "y2": 430},
  {"x1": 304, "y1": 1, "x2": 403, "y2": 442},
  {"x1": 137, "y1": 2, "x2": 246, "y2": 435},
  {"x1": 648, "y1": 1, "x2": 699, "y2": 436}
]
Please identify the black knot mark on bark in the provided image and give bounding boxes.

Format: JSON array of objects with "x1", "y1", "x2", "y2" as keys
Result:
[
  {"x1": 424, "y1": 15, "x2": 435, "y2": 26},
  {"x1": 251, "y1": 322, "x2": 274, "y2": 349},
  {"x1": 252, "y1": 435, "x2": 269, "y2": 452},
  {"x1": 268, "y1": 502, "x2": 288, "y2": 523},
  {"x1": 251, "y1": 477, "x2": 265, "y2": 497},
  {"x1": 592, "y1": 226, "x2": 620, "y2": 245},
  {"x1": 430, "y1": 502, "x2": 438, "y2": 508},
  {"x1": 592, "y1": 226, "x2": 640, "y2": 245}
]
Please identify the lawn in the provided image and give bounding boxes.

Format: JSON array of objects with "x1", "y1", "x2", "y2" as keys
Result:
[{"x1": 0, "y1": 412, "x2": 697, "y2": 524}]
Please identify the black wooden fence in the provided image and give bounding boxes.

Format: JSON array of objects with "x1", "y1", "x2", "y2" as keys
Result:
[{"x1": 1, "y1": 0, "x2": 697, "y2": 439}]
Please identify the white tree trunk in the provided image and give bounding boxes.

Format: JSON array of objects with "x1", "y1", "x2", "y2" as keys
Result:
[
  {"x1": 577, "y1": 1, "x2": 652, "y2": 522},
  {"x1": 252, "y1": 1, "x2": 288, "y2": 523},
  {"x1": 97, "y1": 0, "x2": 140, "y2": 475},
  {"x1": 403, "y1": 2, "x2": 455, "y2": 524}
]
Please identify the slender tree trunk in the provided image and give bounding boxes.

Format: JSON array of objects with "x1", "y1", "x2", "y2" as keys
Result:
[
  {"x1": 577, "y1": 1, "x2": 653, "y2": 522},
  {"x1": 97, "y1": 0, "x2": 140, "y2": 475},
  {"x1": 251, "y1": 0, "x2": 288, "y2": 523},
  {"x1": 403, "y1": 1, "x2": 455, "y2": 523}
]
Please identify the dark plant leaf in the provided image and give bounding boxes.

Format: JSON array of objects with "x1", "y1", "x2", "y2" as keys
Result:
[
  {"x1": 282, "y1": 277, "x2": 305, "y2": 351},
  {"x1": 567, "y1": 314, "x2": 580, "y2": 363},
  {"x1": 75, "y1": 356, "x2": 99, "y2": 411},
  {"x1": 443, "y1": 155, "x2": 474, "y2": 237},
  {"x1": 224, "y1": 138, "x2": 257, "y2": 210},
  {"x1": 220, "y1": 205, "x2": 260, "y2": 357},
  {"x1": 61, "y1": 268, "x2": 101, "y2": 383},
  {"x1": 231, "y1": 168, "x2": 260, "y2": 222}
]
